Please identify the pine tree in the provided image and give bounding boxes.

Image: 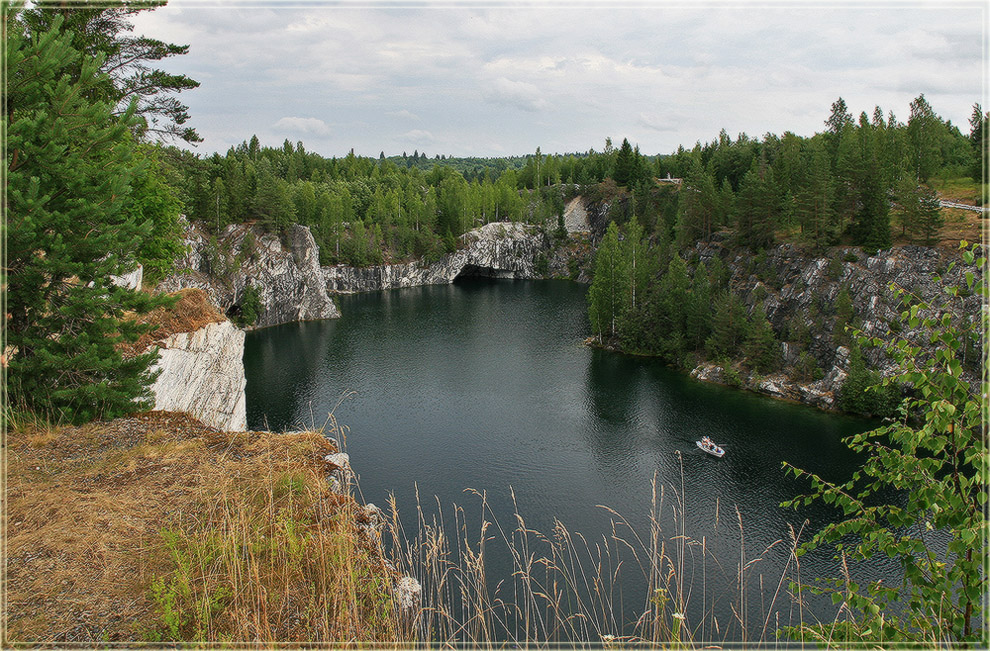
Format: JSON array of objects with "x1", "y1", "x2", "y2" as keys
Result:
[
  {"x1": 705, "y1": 291, "x2": 748, "y2": 359},
  {"x1": 833, "y1": 286, "x2": 855, "y2": 345},
  {"x1": 735, "y1": 159, "x2": 779, "y2": 251},
  {"x1": 824, "y1": 97, "x2": 853, "y2": 165},
  {"x1": 795, "y1": 139, "x2": 837, "y2": 250},
  {"x1": 910, "y1": 185, "x2": 944, "y2": 245},
  {"x1": 906, "y1": 94, "x2": 943, "y2": 182},
  {"x1": 656, "y1": 254, "x2": 690, "y2": 359},
  {"x1": 968, "y1": 104, "x2": 988, "y2": 184},
  {"x1": 6, "y1": 9, "x2": 168, "y2": 422},
  {"x1": 22, "y1": 0, "x2": 201, "y2": 143},
  {"x1": 685, "y1": 261, "x2": 712, "y2": 350},
  {"x1": 676, "y1": 160, "x2": 718, "y2": 246}
]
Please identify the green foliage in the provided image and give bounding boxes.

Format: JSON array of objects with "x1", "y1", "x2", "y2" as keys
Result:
[
  {"x1": 721, "y1": 362, "x2": 743, "y2": 388},
  {"x1": 906, "y1": 94, "x2": 944, "y2": 183},
  {"x1": 734, "y1": 157, "x2": 781, "y2": 251},
  {"x1": 743, "y1": 303, "x2": 780, "y2": 373},
  {"x1": 969, "y1": 104, "x2": 988, "y2": 184},
  {"x1": 833, "y1": 286, "x2": 854, "y2": 345},
  {"x1": 587, "y1": 222, "x2": 628, "y2": 341},
  {"x1": 704, "y1": 291, "x2": 748, "y2": 360},
  {"x1": 533, "y1": 253, "x2": 549, "y2": 277},
  {"x1": 613, "y1": 137, "x2": 635, "y2": 186},
  {"x1": 235, "y1": 284, "x2": 262, "y2": 327},
  {"x1": 783, "y1": 244, "x2": 987, "y2": 645},
  {"x1": 21, "y1": 0, "x2": 202, "y2": 143},
  {"x1": 793, "y1": 350, "x2": 823, "y2": 382},
  {"x1": 129, "y1": 148, "x2": 186, "y2": 284},
  {"x1": 826, "y1": 256, "x2": 844, "y2": 281},
  {"x1": 5, "y1": 8, "x2": 168, "y2": 423},
  {"x1": 836, "y1": 345, "x2": 899, "y2": 417}
]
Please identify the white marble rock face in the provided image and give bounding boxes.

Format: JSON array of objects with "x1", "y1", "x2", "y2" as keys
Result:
[
  {"x1": 323, "y1": 221, "x2": 550, "y2": 293},
  {"x1": 148, "y1": 320, "x2": 247, "y2": 432}
]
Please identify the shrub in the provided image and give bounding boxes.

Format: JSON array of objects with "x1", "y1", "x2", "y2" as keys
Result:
[
  {"x1": 836, "y1": 346, "x2": 899, "y2": 417},
  {"x1": 826, "y1": 256, "x2": 844, "y2": 281},
  {"x1": 237, "y1": 284, "x2": 262, "y2": 327}
]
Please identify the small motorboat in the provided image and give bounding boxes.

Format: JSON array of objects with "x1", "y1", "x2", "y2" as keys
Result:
[{"x1": 696, "y1": 436, "x2": 725, "y2": 458}]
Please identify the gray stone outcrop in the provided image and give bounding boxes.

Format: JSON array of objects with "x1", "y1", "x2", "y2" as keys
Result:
[
  {"x1": 148, "y1": 320, "x2": 247, "y2": 431},
  {"x1": 689, "y1": 241, "x2": 983, "y2": 409},
  {"x1": 159, "y1": 220, "x2": 340, "y2": 328},
  {"x1": 324, "y1": 222, "x2": 549, "y2": 293}
]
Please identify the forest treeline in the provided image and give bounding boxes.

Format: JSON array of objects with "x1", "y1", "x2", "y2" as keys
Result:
[{"x1": 158, "y1": 94, "x2": 985, "y2": 270}]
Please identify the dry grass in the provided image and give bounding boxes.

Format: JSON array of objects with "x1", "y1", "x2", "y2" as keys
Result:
[
  {"x1": 120, "y1": 288, "x2": 226, "y2": 358},
  {"x1": 385, "y1": 454, "x2": 819, "y2": 648},
  {"x1": 4, "y1": 411, "x2": 399, "y2": 645}
]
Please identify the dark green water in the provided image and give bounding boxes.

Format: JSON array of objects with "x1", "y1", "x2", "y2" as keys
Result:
[{"x1": 244, "y1": 278, "x2": 897, "y2": 642}]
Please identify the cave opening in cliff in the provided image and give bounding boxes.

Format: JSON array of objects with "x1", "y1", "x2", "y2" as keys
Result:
[{"x1": 453, "y1": 264, "x2": 511, "y2": 281}]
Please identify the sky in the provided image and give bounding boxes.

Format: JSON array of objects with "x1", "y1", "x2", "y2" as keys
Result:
[{"x1": 130, "y1": 1, "x2": 988, "y2": 160}]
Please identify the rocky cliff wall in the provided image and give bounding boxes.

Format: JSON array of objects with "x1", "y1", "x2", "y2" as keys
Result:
[
  {"x1": 159, "y1": 220, "x2": 340, "y2": 328},
  {"x1": 690, "y1": 238, "x2": 982, "y2": 409},
  {"x1": 148, "y1": 320, "x2": 247, "y2": 431},
  {"x1": 324, "y1": 222, "x2": 550, "y2": 293}
]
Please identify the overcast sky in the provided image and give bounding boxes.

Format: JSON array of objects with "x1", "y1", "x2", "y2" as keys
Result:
[{"x1": 131, "y1": 1, "x2": 987, "y2": 159}]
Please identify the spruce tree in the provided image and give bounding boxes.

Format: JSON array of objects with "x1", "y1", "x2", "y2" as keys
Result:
[
  {"x1": 705, "y1": 291, "x2": 748, "y2": 359},
  {"x1": 685, "y1": 261, "x2": 712, "y2": 350},
  {"x1": 906, "y1": 94, "x2": 943, "y2": 183},
  {"x1": 5, "y1": 9, "x2": 167, "y2": 422},
  {"x1": 744, "y1": 303, "x2": 780, "y2": 373},
  {"x1": 735, "y1": 160, "x2": 779, "y2": 251},
  {"x1": 910, "y1": 185, "x2": 945, "y2": 246},
  {"x1": 613, "y1": 138, "x2": 635, "y2": 186},
  {"x1": 587, "y1": 222, "x2": 629, "y2": 342}
]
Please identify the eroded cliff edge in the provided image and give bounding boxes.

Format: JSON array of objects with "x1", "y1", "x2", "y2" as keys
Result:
[
  {"x1": 159, "y1": 219, "x2": 340, "y2": 328},
  {"x1": 128, "y1": 289, "x2": 248, "y2": 431}
]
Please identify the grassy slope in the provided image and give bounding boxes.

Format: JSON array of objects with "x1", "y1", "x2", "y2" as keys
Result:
[{"x1": 5, "y1": 411, "x2": 399, "y2": 645}]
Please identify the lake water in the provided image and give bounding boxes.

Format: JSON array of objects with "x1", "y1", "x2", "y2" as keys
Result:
[{"x1": 244, "y1": 278, "x2": 898, "y2": 643}]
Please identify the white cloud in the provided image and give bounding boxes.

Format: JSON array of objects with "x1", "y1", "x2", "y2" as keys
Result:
[
  {"x1": 274, "y1": 117, "x2": 331, "y2": 136},
  {"x1": 130, "y1": 4, "x2": 984, "y2": 158},
  {"x1": 483, "y1": 77, "x2": 548, "y2": 112}
]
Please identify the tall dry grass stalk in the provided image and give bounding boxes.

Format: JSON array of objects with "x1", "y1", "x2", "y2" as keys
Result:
[
  {"x1": 383, "y1": 450, "x2": 819, "y2": 648},
  {"x1": 142, "y1": 413, "x2": 401, "y2": 645}
]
